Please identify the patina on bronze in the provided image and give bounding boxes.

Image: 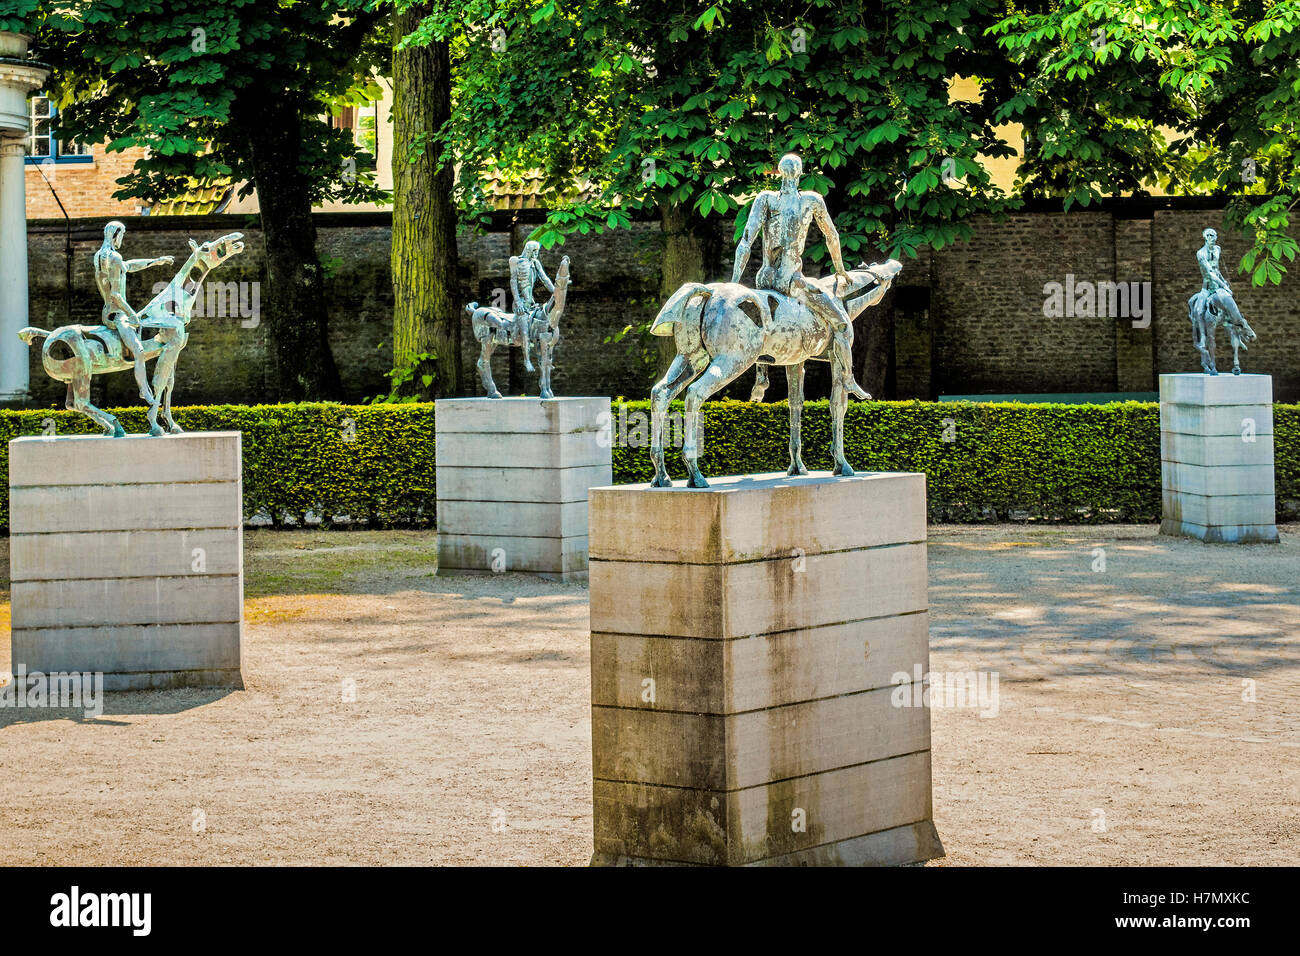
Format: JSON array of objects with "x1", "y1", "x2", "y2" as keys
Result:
[
  {"x1": 467, "y1": 244, "x2": 571, "y2": 400},
  {"x1": 19, "y1": 224, "x2": 245, "y2": 436},
  {"x1": 648, "y1": 152, "x2": 900, "y2": 488},
  {"x1": 1189, "y1": 227, "x2": 1257, "y2": 375}
]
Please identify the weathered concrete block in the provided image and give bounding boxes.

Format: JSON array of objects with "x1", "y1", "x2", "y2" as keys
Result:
[
  {"x1": 1159, "y1": 372, "x2": 1273, "y2": 406},
  {"x1": 435, "y1": 397, "x2": 612, "y2": 581},
  {"x1": 588, "y1": 471, "x2": 942, "y2": 866},
  {"x1": 1160, "y1": 431, "x2": 1274, "y2": 468},
  {"x1": 8, "y1": 432, "x2": 244, "y2": 689},
  {"x1": 1159, "y1": 374, "x2": 1278, "y2": 545}
]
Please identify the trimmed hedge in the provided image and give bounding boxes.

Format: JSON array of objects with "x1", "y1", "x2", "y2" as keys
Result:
[
  {"x1": 0, "y1": 403, "x2": 436, "y2": 531},
  {"x1": 0, "y1": 399, "x2": 1295, "y2": 531}
]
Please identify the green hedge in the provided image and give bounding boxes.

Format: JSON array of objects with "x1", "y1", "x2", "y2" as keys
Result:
[
  {"x1": 0, "y1": 399, "x2": 1295, "y2": 531},
  {"x1": 0, "y1": 403, "x2": 436, "y2": 531}
]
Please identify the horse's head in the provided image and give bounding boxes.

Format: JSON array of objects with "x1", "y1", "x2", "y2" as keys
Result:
[
  {"x1": 835, "y1": 259, "x2": 903, "y2": 319},
  {"x1": 186, "y1": 233, "x2": 246, "y2": 272},
  {"x1": 548, "y1": 256, "x2": 572, "y2": 328}
]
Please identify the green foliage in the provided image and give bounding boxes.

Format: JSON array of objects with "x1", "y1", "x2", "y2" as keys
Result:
[
  {"x1": 8, "y1": 0, "x2": 389, "y2": 207},
  {"x1": 992, "y1": 0, "x2": 1300, "y2": 287},
  {"x1": 611, "y1": 399, "x2": 1300, "y2": 524},
  {"x1": 0, "y1": 404, "x2": 437, "y2": 530},
  {"x1": 0, "y1": 400, "x2": 1294, "y2": 532},
  {"x1": 430, "y1": 0, "x2": 1022, "y2": 261}
]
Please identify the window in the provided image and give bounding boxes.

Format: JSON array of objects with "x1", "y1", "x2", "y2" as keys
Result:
[
  {"x1": 330, "y1": 102, "x2": 378, "y2": 171},
  {"x1": 25, "y1": 96, "x2": 92, "y2": 164}
]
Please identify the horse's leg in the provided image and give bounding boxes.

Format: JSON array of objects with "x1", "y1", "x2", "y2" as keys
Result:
[
  {"x1": 682, "y1": 352, "x2": 751, "y2": 488},
  {"x1": 72, "y1": 373, "x2": 124, "y2": 437},
  {"x1": 477, "y1": 339, "x2": 502, "y2": 399},
  {"x1": 785, "y1": 363, "x2": 807, "y2": 476},
  {"x1": 650, "y1": 353, "x2": 699, "y2": 488},
  {"x1": 143, "y1": 327, "x2": 184, "y2": 434},
  {"x1": 750, "y1": 363, "x2": 770, "y2": 402},
  {"x1": 538, "y1": 332, "x2": 554, "y2": 400},
  {"x1": 1230, "y1": 328, "x2": 1243, "y2": 375},
  {"x1": 830, "y1": 380, "x2": 854, "y2": 476},
  {"x1": 1205, "y1": 322, "x2": 1218, "y2": 375}
]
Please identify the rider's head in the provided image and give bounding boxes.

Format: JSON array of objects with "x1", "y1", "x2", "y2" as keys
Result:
[
  {"x1": 777, "y1": 153, "x2": 802, "y2": 186},
  {"x1": 103, "y1": 220, "x2": 126, "y2": 249},
  {"x1": 1203, "y1": 227, "x2": 1217, "y2": 246},
  {"x1": 523, "y1": 240, "x2": 540, "y2": 259}
]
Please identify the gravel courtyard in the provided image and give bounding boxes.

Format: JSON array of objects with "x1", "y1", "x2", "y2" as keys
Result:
[{"x1": 1, "y1": 525, "x2": 1296, "y2": 866}]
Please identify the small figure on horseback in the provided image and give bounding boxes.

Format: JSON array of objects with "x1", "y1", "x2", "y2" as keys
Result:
[
  {"x1": 19, "y1": 223, "x2": 245, "y2": 437},
  {"x1": 648, "y1": 152, "x2": 900, "y2": 488},
  {"x1": 1189, "y1": 227, "x2": 1257, "y2": 375},
  {"x1": 467, "y1": 242, "x2": 571, "y2": 399}
]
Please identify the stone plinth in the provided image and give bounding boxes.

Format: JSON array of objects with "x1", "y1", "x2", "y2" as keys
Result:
[
  {"x1": 9, "y1": 432, "x2": 244, "y2": 690},
  {"x1": 1159, "y1": 374, "x2": 1278, "y2": 544},
  {"x1": 588, "y1": 471, "x2": 943, "y2": 866},
  {"x1": 435, "y1": 397, "x2": 612, "y2": 582}
]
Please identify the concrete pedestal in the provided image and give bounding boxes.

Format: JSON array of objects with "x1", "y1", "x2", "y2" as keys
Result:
[
  {"x1": 435, "y1": 397, "x2": 612, "y2": 582},
  {"x1": 8, "y1": 432, "x2": 244, "y2": 689},
  {"x1": 1159, "y1": 374, "x2": 1278, "y2": 544},
  {"x1": 588, "y1": 471, "x2": 943, "y2": 866}
]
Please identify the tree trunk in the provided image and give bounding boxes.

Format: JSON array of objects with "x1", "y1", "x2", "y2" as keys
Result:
[
  {"x1": 391, "y1": 4, "x2": 461, "y2": 399},
  {"x1": 854, "y1": 276, "x2": 896, "y2": 400},
  {"x1": 657, "y1": 203, "x2": 721, "y2": 373},
  {"x1": 241, "y1": 98, "x2": 344, "y2": 400}
]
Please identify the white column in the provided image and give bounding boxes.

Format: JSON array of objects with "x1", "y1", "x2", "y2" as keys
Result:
[
  {"x1": 0, "y1": 33, "x2": 50, "y2": 403},
  {"x1": 0, "y1": 140, "x2": 32, "y2": 401}
]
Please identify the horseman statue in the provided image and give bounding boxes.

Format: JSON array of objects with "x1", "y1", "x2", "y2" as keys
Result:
[
  {"x1": 466, "y1": 241, "x2": 571, "y2": 400},
  {"x1": 648, "y1": 151, "x2": 900, "y2": 488},
  {"x1": 19, "y1": 223, "x2": 245, "y2": 437},
  {"x1": 1188, "y1": 227, "x2": 1257, "y2": 375}
]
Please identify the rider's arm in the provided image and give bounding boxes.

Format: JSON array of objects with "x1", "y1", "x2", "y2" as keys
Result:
[
  {"x1": 535, "y1": 261, "x2": 555, "y2": 294},
  {"x1": 812, "y1": 196, "x2": 847, "y2": 276},
  {"x1": 508, "y1": 256, "x2": 524, "y2": 307},
  {"x1": 732, "y1": 194, "x2": 767, "y2": 283},
  {"x1": 125, "y1": 256, "x2": 170, "y2": 273},
  {"x1": 107, "y1": 292, "x2": 139, "y2": 322}
]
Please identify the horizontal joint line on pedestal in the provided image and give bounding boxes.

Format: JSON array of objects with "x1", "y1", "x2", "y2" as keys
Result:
[
  {"x1": 592, "y1": 680, "x2": 923, "y2": 717},
  {"x1": 12, "y1": 573, "x2": 241, "y2": 584},
  {"x1": 590, "y1": 608, "x2": 928, "y2": 642},
  {"x1": 9, "y1": 480, "x2": 239, "y2": 489},
  {"x1": 594, "y1": 748, "x2": 932, "y2": 794},
  {"x1": 588, "y1": 539, "x2": 927, "y2": 567},
  {"x1": 12, "y1": 527, "x2": 240, "y2": 536},
  {"x1": 14, "y1": 621, "x2": 242, "y2": 633}
]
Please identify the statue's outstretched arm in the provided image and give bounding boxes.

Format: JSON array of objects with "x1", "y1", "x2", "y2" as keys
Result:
[
  {"x1": 125, "y1": 255, "x2": 173, "y2": 273},
  {"x1": 732, "y1": 194, "x2": 767, "y2": 283}
]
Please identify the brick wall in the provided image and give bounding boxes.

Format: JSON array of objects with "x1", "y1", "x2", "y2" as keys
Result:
[
  {"x1": 20, "y1": 201, "x2": 1300, "y2": 409},
  {"x1": 25, "y1": 145, "x2": 148, "y2": 220}
]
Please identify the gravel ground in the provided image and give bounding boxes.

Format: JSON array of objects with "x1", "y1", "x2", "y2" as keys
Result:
[{"x1": 0, "y1": 524, "x2": 1295, "y2": 865}]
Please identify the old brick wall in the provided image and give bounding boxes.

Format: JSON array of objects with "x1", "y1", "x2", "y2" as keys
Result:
[{"x1": 21, "y1": 202, "x2": 1300, "y2": 409}]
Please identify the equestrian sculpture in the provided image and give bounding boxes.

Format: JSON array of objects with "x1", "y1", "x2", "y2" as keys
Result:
[
  {"x1": 19, "y1": 222, "x2": 245, "y2": 436},
  {"x1": 1189, "y1": 227, "x2": 1257, "y2": 375},
  {"x1": 467, "y1": 243, "x2": 571, "y2": 399},
  {"x1": 648, "y1": 152, "x2": 899, "y2": 488}
]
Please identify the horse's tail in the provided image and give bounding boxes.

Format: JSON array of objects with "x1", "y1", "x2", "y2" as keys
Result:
[
  {"x1": 650, "y1": 282, "x2": 712, "y2": 338},
  {"x1": 18, "y1": 327, "x2": 50, "y2": 347}
]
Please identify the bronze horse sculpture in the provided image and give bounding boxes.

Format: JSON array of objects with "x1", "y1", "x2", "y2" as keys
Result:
[{"x1": 648, "y1": 260, "x2": 901, "y2": 488}]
